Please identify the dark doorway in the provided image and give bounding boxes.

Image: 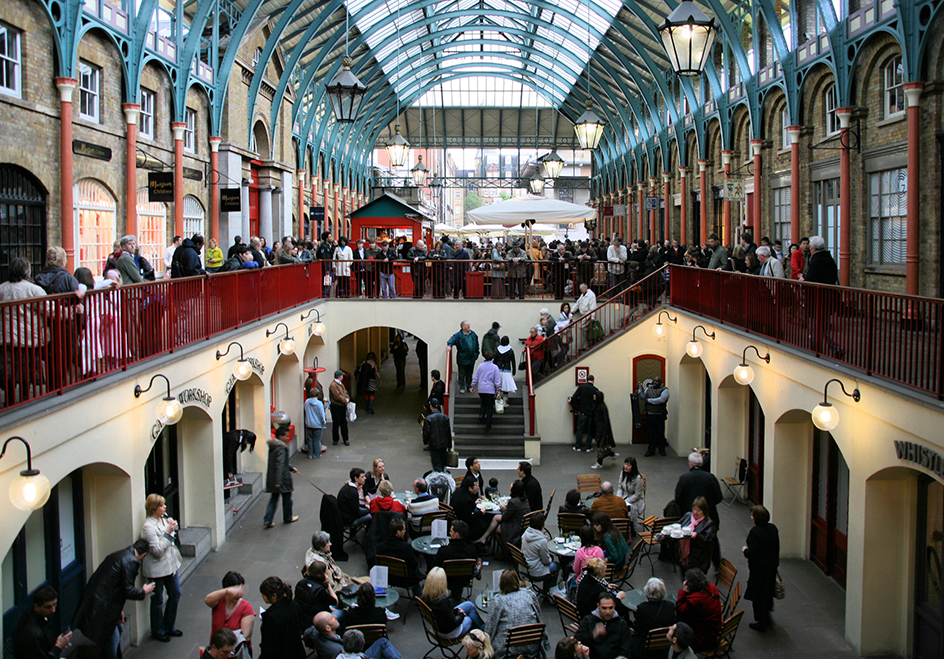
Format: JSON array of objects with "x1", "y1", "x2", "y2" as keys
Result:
[
  {"x1": 692, "y1": 189, "x2": 701, "y2": 247},
  {"x1": 747, "y1": 388, "x2": 764, "y2": 504},
  {"x1": 0, "y1": 164, "x2": 48, "y2": 284},
  {"x1": 915, "y1": 474, "x2": 943, "y2": 658},
  {"x1": 703, "y1": 370, "x2": 712, "y2": 469},
  {"x1": 631, "y1": 355, "x2": 666, "y2": 445},
  {"x1": 810, "y1": 429, "x2": 848, "y2": 588},
  {"x1": 145, "y1": 425, "x2": 180, "y2": 521}
]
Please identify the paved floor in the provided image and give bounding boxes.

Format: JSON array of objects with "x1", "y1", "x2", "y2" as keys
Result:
[{"x1": 126, "y1": 342, "x2": 883, "y2": 659}]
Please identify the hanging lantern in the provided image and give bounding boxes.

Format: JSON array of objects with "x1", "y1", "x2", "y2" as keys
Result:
[
  {"x1": 529, "y1": 173, "x2": 545, "y2": 195},
  {"x1": 574, "y1": 100, "x2": 605, "y2": 150},
  {"x1": 326, "y1": 56, "x2": 367, "y2": 123},
  {"x1": 411, "y1": 155, "x2": 429, "y2": 186},
  {"x1": 658, "y1": 1, "x2": 718, "y2": 77},
  {"x1": 541, "y1": 149, "x2": 565, "y2": 180},
  {"x1": 386, "y1": 124, "x2": 411, "y2": 168}
]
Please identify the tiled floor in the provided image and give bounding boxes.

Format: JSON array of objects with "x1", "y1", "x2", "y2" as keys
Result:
[{"x1": 126, "y1": 343, "x2": 884, "y2": 659}]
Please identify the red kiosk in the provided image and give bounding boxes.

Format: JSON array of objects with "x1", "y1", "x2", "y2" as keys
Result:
[{"x1": 348, "y1": 193, "x2": 433, "y2": 296}]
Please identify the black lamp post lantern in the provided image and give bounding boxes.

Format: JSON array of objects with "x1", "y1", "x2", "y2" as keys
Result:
[
  {"x1": 658, "y1": 1, "x2": 718, "y2": 77},
  {"x1": 326, "y1": 56, "x2": 367, "y2": 123}
]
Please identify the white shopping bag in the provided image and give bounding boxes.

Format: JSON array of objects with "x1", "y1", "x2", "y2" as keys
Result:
[{"x1": 346, "y1": 401, "x2": 357, "y2": 422}]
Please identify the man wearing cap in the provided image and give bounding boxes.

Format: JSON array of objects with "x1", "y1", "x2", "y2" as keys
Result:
[
  {"x1": 329, "y1": 370, "x2": 351, "y2": 446},
  {"x1": 377, "y1": 240, "x2": 397, "y2": 298},
  {"x1": 506, "y1": 240, "x2": 530, "y2": 298}
]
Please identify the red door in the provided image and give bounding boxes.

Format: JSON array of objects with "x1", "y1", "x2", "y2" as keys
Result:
[
  {"x1": 249, "y1": 164, "x2": 260, "y2": 237},
  {"x1": 631, "y1": 355, "x2": 665, "y2": 445},
  {"x1": 810, "y1": 430, "x2": 848, "y2": 587},
  {"x1": 747, "y1": 388, "x2": 764, "y2": 504}
]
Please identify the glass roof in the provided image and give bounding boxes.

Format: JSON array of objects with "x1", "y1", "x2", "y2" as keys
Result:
[{"x1": 345, "y1": 0, "x2": 623, "y2": 107}]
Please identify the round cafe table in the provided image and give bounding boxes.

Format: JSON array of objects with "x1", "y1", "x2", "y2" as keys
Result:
[
  {"x1": 340, "y1": 588, "x2": 400, "y2": 610},
  {"x1": 621, "y1": 588, "x2": 677, "y2": 611},
  {"x1": 412, "y1": 535, "x2": 449, "y2": 556}
]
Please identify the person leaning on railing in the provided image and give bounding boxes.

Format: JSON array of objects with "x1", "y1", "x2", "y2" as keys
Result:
[{"x1": 0, "y1": 257, "x2": 48, "y2": 403}]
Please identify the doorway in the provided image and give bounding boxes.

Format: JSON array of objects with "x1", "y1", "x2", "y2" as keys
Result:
[
  {"x1": 915, "y1": 475, "x2": 943, "y2": 658},
  {"x1": 810, "y1": 429, "x2": 848, "y2": 587},
  {"x1": 631, "y1": 355, "x2": 665, "y2": 445},
  {"x1": 747, "y1": 388, "x2": 764, "y2": 504},
  {"x1": 145, "y1": 425, "x2": 180, "y2": 521},
  {"x1": 249, "y1": 163, "x2": 261, "y2": 238},
  {"x1": 813, "y1": 178, "x2": 841, "y2": 268},
  {"x1": 703, "y1": 370, "x2": 712, "y2": 468}
]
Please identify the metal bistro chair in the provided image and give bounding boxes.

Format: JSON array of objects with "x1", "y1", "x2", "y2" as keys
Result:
[
  {"x1": 411, "y1": 509, "x2": 448, "y2": 539},
  {"x1": 375, "y1": 554, "x2": 417, "y2": 623},
  {"x1": 723, "y1": 580, "x2": 743, "y2": 619},
  {"x1": 551, "y1": 593, "x2": 580, "y2": 635},
  {"x1": 543, "y1": 488, "x2": 557, "y2": 521},
  {"x1": 503, "y1": 623, "x2": 546, "y2": 659},
  {"x1": 637, "y1": 516, "x2": 678, "y2": 574},
  {"x1": 507, "y1": 542, "x2": 553, "y2": 600},
  {"x1": 701, "y1": 610, "x2": 746, "y2": 658},
  {"x1": 715, "y1": 557, "x2": 738, "y2": 606},
  {"x1": 611, "y1": 517, "x2": 633, "y2": 543},
  {"x1": 557, "y1": 512, "x2": 588, "y2": 537},
  {"x1": 417, "y1": 598, "x2": 463, "y2": 659},
  {"x1": 576, "y1": 474, "x2": 601, "y2": 498},
  {"x1": 345, "y1": 624, "x2": 387, "y2": 647},
  {"x1": 643, "y1": 625, "x2": 673, "y2": 654},
  {"x1": 443, "y1": 558, "x2": 478, "y2": 599},
  {"x1": 720, "y1": 458, "x2": 749, "y2": 507}
]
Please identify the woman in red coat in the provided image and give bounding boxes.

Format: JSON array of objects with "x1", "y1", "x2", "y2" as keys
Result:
[{"x1": 675, "y1": 568, "x2": 722, "y2": 652}]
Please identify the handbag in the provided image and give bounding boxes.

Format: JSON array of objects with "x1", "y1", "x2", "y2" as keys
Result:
[
  {"x1": 494, "y1": 396, "x2": 505, "y2": 414},
  {"x1": 446, "y1": 449, "x2": 459, "y2": 468},
  {"x1": 773, "y1": 572, "x2": 785, "y2": 599},
  {"x1": 346, "y1": 401, "x2": 357, "y2": 422}
]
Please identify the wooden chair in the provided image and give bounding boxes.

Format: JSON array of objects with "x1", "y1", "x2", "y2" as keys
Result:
[
  {"x1": 506, "y1": 542, "x2": 552, "y2": 598},
  {"x1": 637, "y1": 517, "x2": 678, "y2": 574},
  {"x1": 416, "y1": 598, "x2": 463, "y2": 659},
  {"x1": 503, "y1": 623, "x2": 546, "y2": 659},
  {"x1": 611, "y1": 539, "x2": 642, "y2": 590},
  {"x1": 612, "y1": 517, "x2": 633, "y2": 543},
  {"x1": 715, "y1": 557, "x2": 738, "y2": 605},
  {"x1": 375, "y1": 555, "x2": 417, "y2": 622},
  {"x1": 345, "y1": 624, "x2": 387, "y2": 646},
  {"x1": 439, "y1": 502, "x2": 458, "y2": 521},
  {"x1": 520, "y1": 510, "x2": 542, "y2": 537},
  {"x1": 543, "y1": 488, "x2": 557, "y2": 520},
  {"x1": 643, "y1": 625, "x2": 673, "y2": 654},
  {"x1": 701, "y1": 610, "x2": 746, "y2": 658},
  {"x1": 443, "y1": 558, "x2": 478, "y2": 599},
  {"x1": 557, "y1": 512, "x2": 588, "y2": 536},
  {"x1": 412, "y1": 510, "x2": 448, "y2": 538},
  {"x1": 720, "y1": 458, "x2": 748, "y2": 507},
  {"x1": 723, "y1": 580, "x2": 743, "y2": 619},
  {"x1": 343, "y1": 520, "x2": 369, "y2": 553},
  {"x1": 551, "y1": 593, "x2": 580, "y2": 635},
  {"x1": 576, "y1": 474, "x2": 601, "y2": 497}
]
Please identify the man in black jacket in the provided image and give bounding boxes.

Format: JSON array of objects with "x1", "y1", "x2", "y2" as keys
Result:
[
  {"x1": 338, "y1": 468, "x2": 372, "y2": 527},
  {"x1": 375, "y1": 518, "x2": 423, "y2": 593},
  {"x1": 433, "y1": 520, "x2": 483, "y2": 595},
  {"x1": 264, "y1": 425, "x2": 299, "y2": 528},
  {"x1": 451, "y1": 477, "x2": 501, "y2": 544},
  {"x1": 675, "y1": 451, "x2": 723, "y2": 567},
  {"x1": 569, "y1": 375, "x2": 599, "y2": 452},
  {"x1": 574, "y1": 593, "x2": 632, "y2": 659},
  {"x1": 14, "y1": 585, "x2": 72, "y2": 659},
  {"x1": 799, "y1": 235, "x2": 842, "y2": 356},
  {"x1": 518, "y1": 461, "x2": 543, "y2": 514},
  {"x1": 72, "y1": 540, "x2": 155, "y2": 658},
  {"x1": 425, "y1": 370, "x2": 446, "y2": 415},
  {"x1": 171, "y1": 234, "x2": 206, "y2": 278},
  {"x1": 423, "y1": 398, "x2": 451, "y2": 472}
]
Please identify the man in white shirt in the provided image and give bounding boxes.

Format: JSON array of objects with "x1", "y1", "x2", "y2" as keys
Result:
[
  {"x1": 407, "y1": 478, "x2": 440, "y2": 530},
  {"x1": 606, "y1": 237, "x2": 628, "y2": 291},
  {"x1": 163, "y1": 236, "x2": 181, "y2": 275},
  {"x1": 575, "y1": 282, "x2": 597, "y2": 317}
]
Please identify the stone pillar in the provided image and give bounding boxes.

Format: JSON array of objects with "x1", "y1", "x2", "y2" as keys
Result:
[
  {"x1": 837, "y1": 109, "x2": 853, "y2": 287},
  {"x1": 679, "y1": 167, "x2": 688, "y2": 247},
  {"x1": 171, "y1": 122, "x2": 186, "y2": 237},
  {"x1": 240, "y1": 178, "x2": 250, "y2": 241},
  {"x1": 648, "y1": 177, "x2": 658, "y2": 244},
  {"x1": 259, "y1": 185, "x2": 274, "y2": 247},
  {"x1": 56, "y1": 78, "x2": 77, "y2": 270},
  {"x1": 123, "y1": 104, "x2": 140, "y2": 238},
  {"x1": 788, "y1": 126, "x2": 803, "y2": 246},
  {"x1": 721, "y1": 151, "x2": 733, "y2": 244},
  {"x1": 297, "y1": 170, "x2": 306, "y2": 239},
  {"x1": 636, "y1": 182, "x2": 645, "y2": 243},
  {"x1": 698, "y1": 159, "x2": 708, "y2": 244},
  {"x1": 751, "y1": 140, "x2": 763, "y2": 244},
  {"x1": 904, "y1": 83, "x2": 923, "y2": 295},
  {"x1": 209, "y1": 137, "x2": 221, "y2": 243},
  {"x1": 662, "y1": 172, "x2": 672, "y2": 242}
]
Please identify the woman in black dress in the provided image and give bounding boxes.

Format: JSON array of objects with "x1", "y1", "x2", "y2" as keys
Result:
[
  {"x1": 258, "y1": 577, "x2": 305, "y2": 659},
  {"x1": 742, "y1": 504, "x2": 780, "y2": 631}
]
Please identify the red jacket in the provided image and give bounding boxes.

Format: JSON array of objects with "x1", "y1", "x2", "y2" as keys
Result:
[
  {"x1": 369, "y1": 496, "x2": 406, "y2": 515},
  {"x1": 676, "y1": 582, "x2": 723, "y2": 651},
  {"x1": 790, "y1": 250, "x2": 805, "y2": 280}
]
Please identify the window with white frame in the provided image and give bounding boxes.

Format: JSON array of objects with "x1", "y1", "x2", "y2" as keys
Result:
[
  {"x1": 253, "y1": 48, "x2": 263, "y2": 68},
  {"x1": 0, "y1": 23, "x2": 22, "y2": 98},
  {"x1": 78, "y1": 62, "x2": 100, "y2": 122},
  {"x1": 772, "y1": 186, "x2": 791, "y2": 245},
  {"x1": 884, "y1": 56, "x2": 905, "y2": 118},
  {"x1": 825, "y1": 84, "x2": 840, "y2": 136},
  {"x1": 869, "y1": 167, "x2": 907, "y2": 265},
  {"x1": 184, "y1": 108, "x2": 196, "y2": 152},
  {"x1": 139, "y1": 89, "x2": 154, "y2": 139},
  {"x1": 781, "y1": 108, "x2": 790, "y2": 149}
]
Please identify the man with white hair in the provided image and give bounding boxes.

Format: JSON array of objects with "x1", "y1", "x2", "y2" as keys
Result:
[
  {"x1": 575, "y1": 282, "x2": 597, "y2": 317},
  {"x1": 799, "y1": 235, "x2": 838, "y2": 285},
  {"x1": 756, "y1": 246, "x2": 784, "y2": 278},
  {"x1": 674, "y1": 451, "x2": 723, "y2": 567}
]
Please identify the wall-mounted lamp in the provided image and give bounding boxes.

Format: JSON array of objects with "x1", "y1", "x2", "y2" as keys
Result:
[
  {"x1": 300, "y1": 308, "x2": 326, "y2": 336},
  {"x1": 733, "y1": 345, "x2": 770, "y2": 385},
  {"x1": 266, "y1": 322, "x2": 296, "y2": 356},
  {"x1": 1, "y1": 436, "x2": 51, "y2": 511},
  {"x1": 811, "y1": 379, "x2": 860, "y2": 431},
  {"x1": 133, "y1": 374, "x2": 184, "y2": 425},
  {"x1": 652, "y1": 310, "x2": 678, "y2": 338},
  {"x1": 217, "y1": 341, "x2": 252, "y2": 381},
  {"x1": 685, "y1": 325, "x2": 715, "y2": 358}
]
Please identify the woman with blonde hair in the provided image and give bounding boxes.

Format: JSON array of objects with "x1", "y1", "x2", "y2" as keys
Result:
[
  {"x1": 364, "y1": 457, "x2": 390, "y2": 496},
  {"x1": 421, "y1": 567, "x2": 482, "y2": 638},
  {"x1": 141, "y1": 494, "x2": 183, "y2": 642},
  {"x1": 483, "y1": 570, "x2": 545, "y2": 657},
  {"x1": 462, "y1": 630, "x2": 495, "y2": 659}
]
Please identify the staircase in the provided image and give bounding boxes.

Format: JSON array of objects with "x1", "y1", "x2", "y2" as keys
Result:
[{"x1": 452, "y1": 391, "x2": 526, "y2": 459}]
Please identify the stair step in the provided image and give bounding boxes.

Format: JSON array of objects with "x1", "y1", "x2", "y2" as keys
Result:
[
  {"x1": 177, "y1": 526, "x2": 211, "y2": 583},
  {"x1": 454, "y1": 420, "x2": 521, "y2": 430},
  {"x1": 454, "y1": 434, "x2": 525, "y2": 443},
  {"x1": 224, "y1": 471, "x2": 264, "y2": 537}
]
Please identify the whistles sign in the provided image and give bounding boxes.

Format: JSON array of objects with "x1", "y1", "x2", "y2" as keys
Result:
[{"x1": 148, "y1": 172, "x2": 174, "y2": 202}]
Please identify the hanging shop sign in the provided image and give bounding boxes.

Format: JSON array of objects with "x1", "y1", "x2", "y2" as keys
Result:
[
  {"x1": 724, "y1": 177, "x2": 745, "y2": 201},
  {"x1": 220, "y1": 188, "x2": 242, "y2": 213},
  {"x1": 645, "y1": 196, "x2": 660, "y2": 210},
  {"x1": 73, "y1": 140, "x2": 112, "y2": 162},
  {"x1": 148, "y1": 172, "x2": 174, "y2": 202},
  {"x1": 183, "y1": 167, "x2": 204, "y2": 182},
  {"x1": 310, "y1": 206, "x2": 326, "y2": 225}
]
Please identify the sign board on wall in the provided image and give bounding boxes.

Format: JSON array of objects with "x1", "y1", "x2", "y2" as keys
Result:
[
  {"x1": 148, "y1": 172, "x2": 174, "y2": 202},
  {"x1": 645, "y1": 196, "x2": 660, "y2": 210},
  {"x1": 220, "y1": 188, "x2": 241, "y2": 213},
  {"x1": 310, "y1": 206, "x2": 326, "y2": 226},
  {"x1": 613, "y1": 204, "x2": 627, "y2": 216},
  {"x1": 724, "y1": 178, "x2": 745, "y2": 201}
]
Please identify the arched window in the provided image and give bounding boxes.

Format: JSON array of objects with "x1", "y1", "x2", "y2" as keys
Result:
[
  {"x1": 74, "y1": 179, "x2": 116, "y2": 274},
  {"x1": 0, "y1": 165, "x2": 47, "y2": 283},
  {"x1": 884, "y1": 55, "x2": 905, "y2": 118},
  {"x1": 183, "y1": 195, "x2": 205, "y2": 241},
  {"x1": 136, "y1": 189, "x2": 167, "y2": 274}
]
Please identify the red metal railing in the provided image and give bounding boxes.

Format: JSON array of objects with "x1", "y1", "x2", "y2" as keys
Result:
[
  {"x1": 443, "y1": 346, "x2": 453, "y2": 415},
  {"x1": 669, "y1": 266, "x2": 944, "y2": 400}
]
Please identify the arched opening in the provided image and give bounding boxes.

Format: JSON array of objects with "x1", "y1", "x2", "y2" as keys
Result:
[
  {"x1": 631, "y1": 354, "x2": 665, "y2": 446},
  {"x1": 74, "y1": 179, "x2": 117, "y2": 274},
  {"x1": 0, "y1": 164, "x2": 47, "y2": 283},
  {"x1": 136, "y1": 188, "x2": 167, "y2": 276},
  {"x1": 183, "y1": 195, "x2": 206, "y2": 243},
  {"x1": 770, "y1": 409, "x2": 814, "y2": 558},
  {"x1": 677, "y1": 354, "x2": 709, "y2": 459}
]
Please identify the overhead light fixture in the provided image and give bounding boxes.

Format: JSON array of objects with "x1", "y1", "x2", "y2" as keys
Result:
[
  {"x1": 326, "y1": 57, "x2": 367, "y2": 124},
  {"x1": 266, "y1": 322, "x2": 296, "y2": 356},
  {"x1": 541, "y1": 149, "x2": 565, "y2": 180},
  {"x1": 411, "y1": 155, "x2": 429, "y2": 186},
  {"x1": 811, "y1": 378, "x2": 861, "y2": 431},
  {"x1": 658, "y1": 0, "x2": 718, "y2": 77},
  {"x1": 652, "y1": 310, "x2": 678, "y2": 338},
  {"x1": 134, "y1": 374, "x2": 184, "y2": 425},
  {"x1": 1, "y1": 436, "x2": 51, "y2": 512},
  {"x1": 217, "y1": 341, "x2": 253, "y2": 381},
  {"x1": 686, "y1": 324, "x2": 715, "y2": 358},
  {"x1": 530, "y1": 173, "x2": 545, "y2": 195},
  {"x1": 575, "y1": 100, "x2": 606, "y2": 151},
  {"x1": 733, "y1": 345, "x2": 770, "y2": 386},
  {"x1": 429, "y1": 173, "x2": 442, "y2": 190},
  {"x1": 300, "y1": 308, "x2": 326, "y2": 336},
  {"x1": 386, "y1": 125, "x2": 411, "y2": 168}
]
